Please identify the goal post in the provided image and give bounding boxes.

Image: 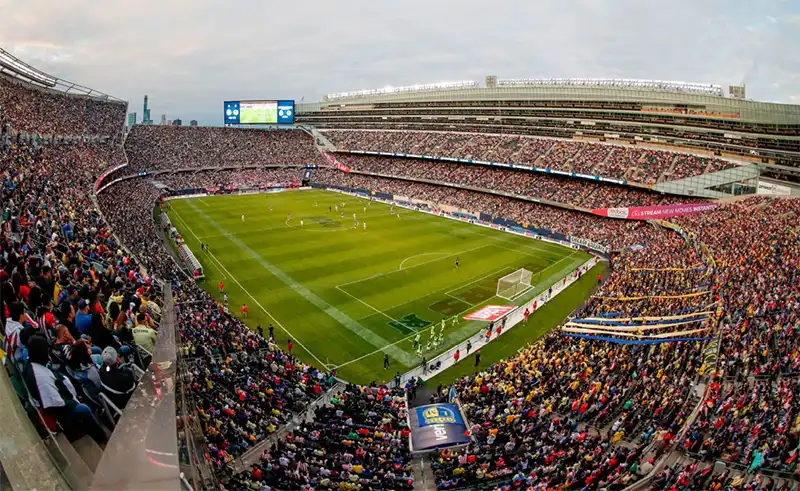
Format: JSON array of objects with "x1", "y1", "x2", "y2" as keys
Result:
[{"x1": 496, "y1": 268, "x2": 533, "y2": 300}]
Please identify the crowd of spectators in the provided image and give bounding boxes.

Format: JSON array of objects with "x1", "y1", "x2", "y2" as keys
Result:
[
  {"x1": 428, "y1": 221, "x2": 708, "y2": 489},
  {"x1": 322, "y1": 129, "x2": 736, "y2": 184},
  {"x1": 176, "y1": 282, "x2": 333, "y2": 469},
  {"x1": 222, "y1": 384, "x2": 414, "y2": 490},
  {"x1": 670, "y1": 197, "x2": 800, "y2": 477},
  {"x1": 1, "y1": 140, "x2": 153, "y2": 445},
  {"x1": 0, "y1": 75, "x2": 126, "y2": 138},
  {"x1": 124, "y1": 125, "x2": 322, "y2": 173},
  {"x1": 335, "y1": 154, "x2": 690, "y2": 209},
  {"x1": 4, "y1": 75, "x2": 799, "y2": 491},
  {"x1": 156, "y1": 167, "x2": 303, "y2": 191},
  {"x1": 316, "y1": 169, "x2": 663, "y2": 251}
]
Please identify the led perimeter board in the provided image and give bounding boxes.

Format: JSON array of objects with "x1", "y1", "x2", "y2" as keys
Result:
[{"x1": 224, "y1": 100, "x2": 295, "y2": 124}]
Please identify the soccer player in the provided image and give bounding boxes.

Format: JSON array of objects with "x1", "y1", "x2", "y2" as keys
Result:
[
  {"x1": 363, "y1": 206, "x2": 366, "y2": 213},
  {"x1": 383, "y1": 353, "x2": 390, "y2": 370},
  {"x1": 523, "y1": 307, "x2": 530, "y2": 323},
  {"x1": 287, "y1": 338, "x2": 293, "y2": 354},
  {"x1": 466, "y1": 340, "x2": 472, "y2": 354},
  {"x1": 455, "y1": 256, "x2": 459, "y2": 268},
  {"x1": 329, "y1": 205, "x2": 332, "y2": 213},
  {"x1": 241, "y1": 304, "x2": 248, "y2": 318},
  {"x1": 412, "y1": 333, "x2": 421, "y2": 350},
  {"x1": 335, "y1": 205, "x2": 338, "y2": 212},
  {"x1": 218, "y1": 281, "x2": 224, "y2": 293},
  {"x1": 363, "y1": 222, "x2": 367, "y2": 231},
  {"x1": 223, "y1": 293, "x2": 228, "y2": 306},
  {"x1": 353, "y1": 212, "x2": 356, "y2": 221},
  {"x1": 454, "y1": 349, "x2": 460, "y2": 363},
  {"x1": 300, "y1": 220, "x2": 304, "y2": 228},
  {"x1": 241, "y1": 214, "x2": 245, "y2": 222},
  {"x1": 441, "y1": 319, "x2": 446, "y2": 332},
  {"x1": 452, "y1": 316, "x2": 457, "y2": 328}
]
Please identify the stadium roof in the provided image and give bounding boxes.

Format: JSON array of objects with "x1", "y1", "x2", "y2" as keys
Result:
[{"x1": 0, "y1": 47, "x2": 126, "y2": 103}]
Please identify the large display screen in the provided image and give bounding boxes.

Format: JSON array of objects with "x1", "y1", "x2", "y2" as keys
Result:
[{"x1": 224, "y1": 100, "x2": 294, "y2": 124}]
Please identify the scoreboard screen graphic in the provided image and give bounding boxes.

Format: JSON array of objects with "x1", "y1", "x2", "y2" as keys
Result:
[{"x1": 224, "y1": 100, "x2": 294, "y2": 124}]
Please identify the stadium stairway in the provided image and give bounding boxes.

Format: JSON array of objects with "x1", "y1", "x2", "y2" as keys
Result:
[
  {"x1": 231, "y1": 381, "x2": 348, "y2": 473},
  {"x1": 412, "y1": 455, "x2": 437, "y2": 491},
  {"x1": 304, "y1": 126, "x2": 338, "y2": 152},
  {"x1": 658, "y1": 154, "x2": 682, "y2": 183}
]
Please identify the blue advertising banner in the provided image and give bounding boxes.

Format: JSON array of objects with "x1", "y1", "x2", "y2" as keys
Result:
[{"x1": 409, "y1": 403, "x2": 470, "y2": 452}]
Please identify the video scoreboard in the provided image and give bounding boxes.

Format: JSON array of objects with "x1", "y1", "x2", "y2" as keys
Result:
[{"x1": 224, "y1": 100, "x2": 295, "y2": 125}]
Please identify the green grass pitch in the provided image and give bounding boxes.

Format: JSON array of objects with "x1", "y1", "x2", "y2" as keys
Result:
[{"x1": 165, "y1": 189, "x2": 591, "y2": 384}]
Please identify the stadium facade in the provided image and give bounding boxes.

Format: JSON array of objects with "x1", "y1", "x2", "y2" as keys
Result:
[{"x1": 297, "y1": 77, "x2": 800, "y2": 196}]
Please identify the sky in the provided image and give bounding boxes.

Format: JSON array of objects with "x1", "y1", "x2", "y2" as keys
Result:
[{"x1": 2, "y1": 0, "x2": 798, "y2": 124}]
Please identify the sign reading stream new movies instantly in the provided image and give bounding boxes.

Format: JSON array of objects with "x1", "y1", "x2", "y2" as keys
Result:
[
  {"x1": 464, "y1": 305, "x2": 516, "y2": 322},
  {"x1": 409, "y1": 403, "x2": 471, "y2": 452},
  {"x1": 224, "y1": 100, "x2": 295, "y2": 124}
]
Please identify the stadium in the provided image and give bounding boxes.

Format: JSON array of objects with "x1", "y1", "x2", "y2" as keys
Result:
[{"x1": 1, "y1": 43, "x2": 799, "y2": 491}]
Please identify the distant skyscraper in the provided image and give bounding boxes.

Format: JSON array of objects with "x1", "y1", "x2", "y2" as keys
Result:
[
  {"x1": 190, "y1": 120, "x2": 198, "y2": 127},
  {"x1": 127, "y1": 113, "x2": 137, "y2": 126},
  {"x1": 173, "y1": 118, "x2": 183, "y2": 126},
  {"x1": 160, "y1": 114, "x2": 167, "y2": 125},
  {"x1": 143, "y1": 95, "x2": 150, "y2": 125}
]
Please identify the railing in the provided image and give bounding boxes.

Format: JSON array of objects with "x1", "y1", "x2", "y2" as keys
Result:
[{"x1": 90, "y1": 286, "x2": 182, "y2": 491}]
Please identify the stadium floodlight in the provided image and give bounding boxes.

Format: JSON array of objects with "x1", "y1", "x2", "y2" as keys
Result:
[
  {"x1": 496, "y1": 78, "x2": 723, "y2": 97},
  {"x1": 325, "y1": 80, "x2": 478, "y2": 101},
  {"x1": 0, "y1": 48, "x2": 57, "y2": 87},
  {"x1": 496, "y1": 268, "x2": 533, "y2": 301}
]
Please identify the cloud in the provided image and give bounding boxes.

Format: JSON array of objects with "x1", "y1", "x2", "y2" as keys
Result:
[{"x1": 0, "y1": 0, "x2": 798, "y2": 123}]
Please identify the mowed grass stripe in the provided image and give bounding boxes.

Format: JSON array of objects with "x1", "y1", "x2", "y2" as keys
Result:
[
  {"x1": 167, "y1": 190, "x2": 592, "y2": 383},
  {"x1": 171, "y1": 200, "x2": 402, "y2": 369},
  {"x1": 184, "y1": 200, "x2": 418, "y2": 366}
]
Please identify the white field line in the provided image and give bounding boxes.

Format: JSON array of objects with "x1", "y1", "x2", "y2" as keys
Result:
[
  {"x1": 336, "y1": 250, "x2": 583, "y2": 370},
  {"x1": 336, "y1": 242, "x2": 493, "y2": 289},
  {"x1": 442, "y1": 266, "x2": 513, "y2": 302},
  {"x1": 334, "y1": 285, "x2": 414, "y2": 333},
  {"x1": 202, "y1": 250, "x2": 330, "y2": 369},
  {"x1": 398, "y1": 252, "x2": 449, "y2": 270},
  {"x1": 185, "y1": 200, "x2": 417, "y2": 366},
  {"x1": 171, "y1": 206, "x2": 329, "y2": 368}
]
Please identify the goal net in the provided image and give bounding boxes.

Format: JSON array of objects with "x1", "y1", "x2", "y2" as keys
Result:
[{"x1": 496, "y1": 268, "x2": 533, "y2": 300}]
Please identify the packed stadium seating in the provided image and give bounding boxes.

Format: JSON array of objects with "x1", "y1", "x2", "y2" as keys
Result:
[
  {"x1": 221, "y1": 384, "x2": 415, "y2": 490},
  {"x1": 322, "y1": 129, "x2": 736, "y2": 184},
  {"x1": 333, "y1": 154, "x2": 691, "y2": 209},
  {"x1": 1, "y1": 75, "x2": 126, "y2": 139},
  {"x1": 3, "y1": 68, "x2": 800, "y2": 491},
  {"x1": 124, "y1": 125, "x2": 322, "y2": 172},
  {"x1": 315, "y1": 169, "x2": 660, "y2": 251}
]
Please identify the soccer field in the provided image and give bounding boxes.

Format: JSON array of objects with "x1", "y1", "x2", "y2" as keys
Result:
[{"x1": 166, "y1": 189, "x2": 591, "y2": 384}]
